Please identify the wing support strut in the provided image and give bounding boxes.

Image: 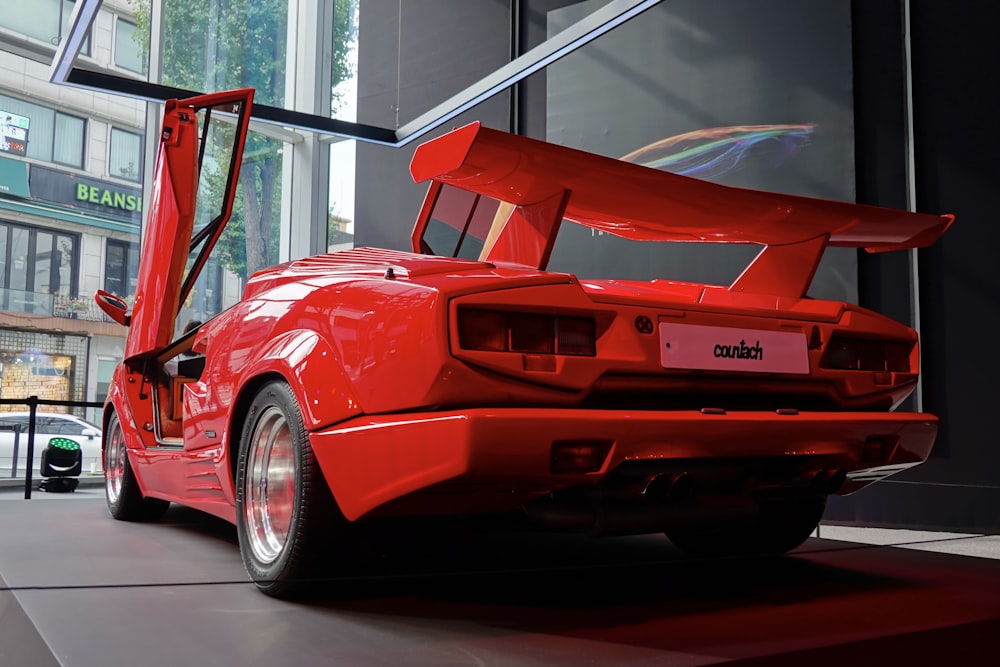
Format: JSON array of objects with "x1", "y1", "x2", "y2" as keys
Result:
[{"x1": 729, "y1": 235, "x2": 830, "y2": 298}]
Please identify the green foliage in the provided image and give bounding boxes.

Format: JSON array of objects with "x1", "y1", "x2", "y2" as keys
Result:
[
  {"x1": 129, "y1": 0, "x2": 358, "y2": 280},
  {"x1": 130, "y1": 0, "x2": 292, "y2": 103},
  {"x1": 331, "y1": 0, "x2": 359, "y2": 111}
]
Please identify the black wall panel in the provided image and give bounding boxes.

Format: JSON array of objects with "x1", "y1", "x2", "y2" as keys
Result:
[
  {"x1": 828, "y1": 1, "x2": 1000, "y2": 531},
  {"x1": 355, "y1": 0, "x2": 512, "y2": 251}
]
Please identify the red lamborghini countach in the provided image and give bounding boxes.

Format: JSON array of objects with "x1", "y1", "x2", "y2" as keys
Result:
[{"x1": 98, "y1": 89, "x2": 952, "y2": 597}]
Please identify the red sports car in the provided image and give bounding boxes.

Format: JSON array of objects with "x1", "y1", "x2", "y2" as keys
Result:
[{"x1": 98, "y1": 89, "x2": 952, "y2": 597}]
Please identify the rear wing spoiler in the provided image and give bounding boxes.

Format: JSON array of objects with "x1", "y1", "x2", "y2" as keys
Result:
[{"x1": 409, "y1": 122, "x2": 953, "y2": 297}]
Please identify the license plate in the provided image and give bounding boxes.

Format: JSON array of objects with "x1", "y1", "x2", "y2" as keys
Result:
[{"x1": 659, "y1": 323, "x2": 809, "y2": 374}]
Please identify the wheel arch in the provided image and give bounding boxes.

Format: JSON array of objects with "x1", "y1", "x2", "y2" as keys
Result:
[
  {"x1": 101, "y1": 394, "x2": 142, "y2": 491},
  {"x1": 235, "y1": 329, "x2": 362, "y2": 427},
  {"x1": 226, "y1": 371, "x2": 286, "y2": 486},
  {"x1": 101, "y1": 393, "x2": 170, "y2": 521},
  {"x1": 226, "y1": 330, "x2": 364, "y2": 491},
  {"x1": 100, "y1": 370, "x2": 144, "y2": 479}
]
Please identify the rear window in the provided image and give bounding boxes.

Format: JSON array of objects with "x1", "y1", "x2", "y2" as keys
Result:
[{"x1": 420, "y1": 186, "x2": 501, "y2": 260}]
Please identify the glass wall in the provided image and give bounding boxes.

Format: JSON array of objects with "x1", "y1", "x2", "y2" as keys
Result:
[
  {"x1": 123, "y1": 0, "x2": 361, "y2": 297},
  {"x1": 153, "y1": 0, "x2": 288, "y2": 283},
  {"x1": 116, "y1": 1, "x2": 855, "y2": 303}
]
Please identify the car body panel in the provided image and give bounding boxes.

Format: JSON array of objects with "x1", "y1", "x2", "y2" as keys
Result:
[
  {"x1": 102, "y1": 90, "x2": 951, "y2": 543},
  {"x1": 311, "y1": 407, "x2": 937, "y2": 522},
  {"x1": 126, "y1": 98, "x2": 200, "y2": 357}
]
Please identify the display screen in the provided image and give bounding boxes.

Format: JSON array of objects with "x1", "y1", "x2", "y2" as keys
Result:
[{"x1": 0, "y1": 110, "x2": 30, "y2": 157}]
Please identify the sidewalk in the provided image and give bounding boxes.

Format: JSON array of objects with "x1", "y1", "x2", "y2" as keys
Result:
[
  {"x1": 0, "y1": 474, "x2": 104, "y2": 493},
  {"x1": 814, "y1": 524, "x2": 1000, "y2": 560}
]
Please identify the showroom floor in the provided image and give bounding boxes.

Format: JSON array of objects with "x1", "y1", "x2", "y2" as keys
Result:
[
  {"x1": 4, "y1": 476, "x2": 998, "y2": 559},
  {"x1": 2, "y1": 481, "x2": 998, "y2": 666}
]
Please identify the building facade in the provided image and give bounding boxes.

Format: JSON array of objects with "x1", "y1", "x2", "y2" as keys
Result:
[{"x1": 0, "y1": 0, "x2": 147, "y2": 423}]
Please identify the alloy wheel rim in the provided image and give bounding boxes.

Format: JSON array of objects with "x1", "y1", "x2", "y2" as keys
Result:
[
  {"x1": 105, "y1": 419, "x2": 125, "y2": 504},
  {"x1": 244, "y1": 406, "x2": 297, "y2": 565}
]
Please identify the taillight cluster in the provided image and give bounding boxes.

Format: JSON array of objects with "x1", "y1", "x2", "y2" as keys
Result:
[
  {"x1": 821, "y1": 335, "x2": 912, "y2": 372},
  {"x1": 458, "y1": 308, "x2": 596, "y2": 356}
]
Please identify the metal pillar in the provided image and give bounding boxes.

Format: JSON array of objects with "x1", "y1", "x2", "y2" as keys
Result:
[{"x1": 280, "y1": 0, "x2": 334, "y2": 261}]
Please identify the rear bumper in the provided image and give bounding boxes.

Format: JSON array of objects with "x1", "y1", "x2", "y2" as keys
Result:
[{"x1": 310, "y1": 408, "x2": 937, "y2": 521}]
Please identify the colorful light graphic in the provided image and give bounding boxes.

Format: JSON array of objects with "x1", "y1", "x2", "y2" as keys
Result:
[{"x1": 620, "y1": 124, "x2": 815, "y2": 179}]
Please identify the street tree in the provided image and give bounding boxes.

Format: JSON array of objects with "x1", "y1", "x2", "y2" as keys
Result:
[{"x1": 130, "y1": 0, "x2": 358, "y2": 280}]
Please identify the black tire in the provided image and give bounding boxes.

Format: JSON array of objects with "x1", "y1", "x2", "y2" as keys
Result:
[
  {"x1": 235, "y1": 381, "x2": 340, "y2": 598},
  {"x1": 668, "y1": 494, "x2": 826, "y2": 558},
  {"x1": 104, "y1": 411, "x2": 170, "y2": 522}
]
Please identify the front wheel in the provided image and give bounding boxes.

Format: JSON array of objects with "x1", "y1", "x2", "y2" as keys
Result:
[
  {"x1": 236, "y1": 381, "x2": 341, "y2": 598},
  {"x1": 104, "y1": 411, "x2": 170, "y2": 522}
]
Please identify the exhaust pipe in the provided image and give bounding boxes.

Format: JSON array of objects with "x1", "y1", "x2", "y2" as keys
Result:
[
  {"x1": 523, "y1": 470, "x2": 759, "y2": 537},
  {"x1": 643, "y1": 472, "x2": 693, "y2": 502}
]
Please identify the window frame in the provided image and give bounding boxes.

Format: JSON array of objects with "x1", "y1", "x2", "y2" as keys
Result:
[
  {"x1": 0, "y1": 220, "x2": 81, "y2": 297},
  {"x1": 0, "y1": 92, "x2": 86, "y2": 168},
  {"x1": 113, "y1": 16, "x2": 145, "y2": 75},
  {"x1": 51, "y1": 111, "x2": 86, "y2": 169},
  {"x1": 104, "y1": 237, "x2": 138, "y2": 298},
  {"x1": 109, "y1": 126, "x2": 143, "y2": 182}
]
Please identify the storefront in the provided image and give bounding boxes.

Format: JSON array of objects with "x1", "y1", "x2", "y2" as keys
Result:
[
  {"x1": 0, "y1": 156, "x2": 140, "y2": 417},
  {"x1": 0, "y1": 328, "x2": 88, "y2": 413}
]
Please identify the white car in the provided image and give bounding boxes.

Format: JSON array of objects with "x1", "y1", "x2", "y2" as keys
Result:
[{"x1": 0, "y1": 412, "x2": 102, "y2": 478}]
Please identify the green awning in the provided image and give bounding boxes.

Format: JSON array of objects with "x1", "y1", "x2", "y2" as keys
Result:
[{"x1": 0, "y1": 156, "x2": 30, "y2": 198}]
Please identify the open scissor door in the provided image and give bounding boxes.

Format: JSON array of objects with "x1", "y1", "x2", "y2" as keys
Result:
[{"x1": 124, "y1": 88, "x2": 254, "y2": 358}]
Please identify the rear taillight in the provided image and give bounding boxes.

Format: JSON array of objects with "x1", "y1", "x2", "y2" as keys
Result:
[
  {"x1": 458, "y1": 309, "x2": 596, "y2": 356},
  {"x1": 509, "y1": 313, "x2": 555, "y2": 353},
  {"x1": 821, "y1": 335, "x2": 912, "y2": 372},
  {"x1": 458, "y1": 309, "x2": 507, "y2": 351}
]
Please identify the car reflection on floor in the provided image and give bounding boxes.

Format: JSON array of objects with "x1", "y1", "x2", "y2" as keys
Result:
[{"x1": 2, "y1": 496, "x2": 996, "y2": 666}]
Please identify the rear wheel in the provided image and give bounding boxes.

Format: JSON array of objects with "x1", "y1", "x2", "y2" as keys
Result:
[
  {"x1": 236, "y1": 381, "x2": 340, "y2": 598},
  {"x1": 104, "y1": 411, "x2": 170, "y2": 521},
  {"x1": 667, "y1": 494, "x2": 826, "y2": 558}
]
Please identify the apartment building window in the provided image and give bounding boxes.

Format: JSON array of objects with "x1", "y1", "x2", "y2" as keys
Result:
[
  {"x1": 104, "y1": 238, "x2": 138, "y2": 298},
  {"x1": 0, "y1": 94, "x2": 84, "y2": 168},
  {"x1": 114, "y1": 18, "x2": 145, "y2": 75},
  {"x1": 109, "y1": 128, "x2": 142, "y2": 181},
  {"x1": 0, "y1": 0, "x2": 91, "y2": 55},
  {"x1": 0, "y1": 222, "x2": 79, "y2": 297}
]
